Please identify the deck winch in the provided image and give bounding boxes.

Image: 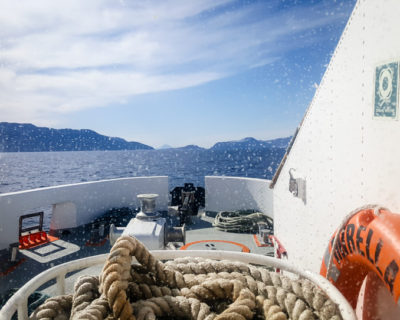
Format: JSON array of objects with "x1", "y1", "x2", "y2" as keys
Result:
[
  {"x1": 109, "y1": 193, "x2": 185, "y2": 249},
  {"x1": 170, "y1": 183, "x2": 205, "y2": 226}
]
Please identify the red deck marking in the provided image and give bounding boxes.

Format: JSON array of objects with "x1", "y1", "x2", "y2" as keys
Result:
[
  {"x1": 85, "y1": 237, "x2": 108, "y2": 247},
  {"x1": 19, "y1": 232, "x2": 59, "y2": 250},
  {"x1": 0, "y1": 258, "x2": 26, "y2": 277},
  {"x1": 180, "y1": 239, "x2": 250, "y2": 253},
  {"x1": 252, "y1": 234, "x2": 273, "y2": 247}
]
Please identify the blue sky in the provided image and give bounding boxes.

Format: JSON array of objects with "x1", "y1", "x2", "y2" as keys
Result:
[{"x1": 0, "y1": 0, "x2": 356, "y2": 148}]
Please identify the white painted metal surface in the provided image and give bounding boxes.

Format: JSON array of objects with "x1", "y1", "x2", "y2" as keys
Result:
[
  {"x1": 0, "y1": 251, "x2": 356, "y2": 320},
  {"x1": 273, "y1": 0, "x2": 400, "y2": 272},
  {"x1": 0, "y1": 254, "x2": 108, "y2": 320},
  {"x1": 51, "y1": 202, "x2": 77, "y2": 230},
  {"x1": 122, "y1": 217, "x2": 166, "y2": 250},
  {"x1": 19, "y1": 239, "x2": 80, "y2": 263},
  {"x1": 205, "y1": 176, "x2": 273, "y2": 216},
  {"x1": 0, "y1": 177, "x2": 168, "y2": 250}
]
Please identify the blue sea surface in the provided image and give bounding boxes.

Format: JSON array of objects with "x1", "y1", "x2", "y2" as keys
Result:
[{"x1": 0, "y1": 148, "x2": 285, "y2": 194}]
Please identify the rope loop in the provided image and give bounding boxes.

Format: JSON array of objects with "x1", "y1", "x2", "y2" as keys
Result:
[{"x1": 30, "y1": 235, "x2": 343, "y2": 320}]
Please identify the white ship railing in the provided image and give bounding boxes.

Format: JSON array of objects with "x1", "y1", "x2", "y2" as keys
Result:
[
  {"x1": 0, "y1": 176, "x2": 169, "y2": 251},
  {"x1": 205, "y1": 176, "x2": 273, "y2": 217},
  {"x1": 0, "y1": 176, "x2": 272, "y2": 251},
  {"x1": 0, "y1": 251, "x2": 356, "y2": 320}
]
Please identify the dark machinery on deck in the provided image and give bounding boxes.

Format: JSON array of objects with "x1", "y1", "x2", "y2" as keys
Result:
[{"x1": 170, "y1": 183, "x2": 205, "y2": 226}]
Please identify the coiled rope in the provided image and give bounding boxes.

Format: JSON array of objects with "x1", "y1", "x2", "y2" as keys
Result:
[
  {"x1": 213, "y1": 211, "x2": 273, "y2": 233},
  {"x1": 30, "y1": 235, "x2": 343, "y2": 320}
]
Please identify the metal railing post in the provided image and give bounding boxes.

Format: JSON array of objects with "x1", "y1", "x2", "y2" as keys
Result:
[
  {"x1": 56, "y1": 273, "x2": 66, "y2": 295},
  {"x1": 17, "y1": 302, "x2": 28, "y2": 320}
]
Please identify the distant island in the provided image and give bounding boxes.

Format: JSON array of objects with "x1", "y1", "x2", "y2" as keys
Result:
[
  {"x1": 0, "y1": 122, "x2": 153, "y2": 152},
  {"x1": 176, "y1": 145, "x2": 206, "y2": 151},
  {"x1": 210, "y1": 137, "x2": 291, "y2": 151},
  {"x1": 157, "y1": 144, "x2": 174, "y2": 150},
  {"x1": 0, "y1": 122, "x2": 292, "y2": 152},
  {"x1": 162, "y1": 138, "x2": 292, "y2": 151}
]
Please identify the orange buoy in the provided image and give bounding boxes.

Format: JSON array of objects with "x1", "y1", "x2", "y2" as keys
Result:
[{"x1": 320, "y1": 207, "x2": 400, "y2": 318}]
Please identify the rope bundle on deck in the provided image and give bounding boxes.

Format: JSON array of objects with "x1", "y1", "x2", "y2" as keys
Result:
[
  {"x1": 30, "y1": 235, "x2": 342, "y2": 320},
  {"x1": 213, "y1": 211, "x2": 273, "y2": 233}
]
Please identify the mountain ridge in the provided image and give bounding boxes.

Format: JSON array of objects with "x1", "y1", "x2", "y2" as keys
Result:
[
  {"x1": 210, "y1": 136, "x2": 291, "y2": 151},
  {"x1": 0, "y1": 122, "x2": 291, "y2": 152},
  {"x1": 0, "y1": 122, "x2": 153, "y2": 152}
]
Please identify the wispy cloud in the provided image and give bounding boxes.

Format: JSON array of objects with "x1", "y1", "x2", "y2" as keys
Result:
[{"x1": 0, "y1": 0, "x2": 351, "y2": 124}]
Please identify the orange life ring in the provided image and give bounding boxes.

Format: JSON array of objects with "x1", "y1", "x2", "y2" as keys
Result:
[{"x1": 320, "y1": 208, "x2": 400, "y2": 312}]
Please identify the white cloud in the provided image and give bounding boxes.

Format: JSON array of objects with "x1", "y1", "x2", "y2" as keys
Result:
[{"x1": 0, "y1": 0, "x2": 351, "y2": 123}]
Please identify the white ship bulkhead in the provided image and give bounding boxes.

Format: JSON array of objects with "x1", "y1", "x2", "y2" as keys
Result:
[
  {"x1": 0, "y1": 177, "x2": 169, "y2": 251},
  {"x1": 272, "y1": 0, "x2": 400, "y2": 273}
]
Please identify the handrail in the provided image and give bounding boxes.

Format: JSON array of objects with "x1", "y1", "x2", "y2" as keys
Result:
[
  {"x1": 0, "y1": 176, "x2": 169, "y2": 251},
  {"x1": 0, "y1": 254, "x2": 108, "y2": 320},
  {"x1": 0, "y1": 251, "x2": 356, "y2": 320}
]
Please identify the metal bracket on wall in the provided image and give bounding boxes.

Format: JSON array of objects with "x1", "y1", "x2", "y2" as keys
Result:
[{"x1": 289, "y1": 168, "x2": 306, "y2": 204}]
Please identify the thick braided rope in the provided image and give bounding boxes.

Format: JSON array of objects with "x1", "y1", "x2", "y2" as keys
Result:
[
  {"x1": 99, "y1": 235, "x2": 181, "y2": 319},
  {"x1": 183, "y1": 272, "x2": 267, "y2": 295},
  {"x1": 29, "y1": 295, "x2": 72, "y2": 320},
  {"x1": 165, "y1": 258, "x2": 273, "y2": 278},
  {"x1": 127, "y1": 282, "x2": 181, "y2": 301},
  {"x1": 97, "y1": 236, "x2": 342, "y2": 319},
  {"x1": 182, "y1": 279, "x2": 245, "y2": 302},
  {"x1": 71, "y1": 297, "x2": 109, "y2": 320},
  {"x1": 129, "y1": 267, "x2": 334, "y2": 319},
  {"x1": 30, "y1": 235, "x2": 343, "y2": 320},
  {"x1": 131, "y1": 295, "x2": 216, "y2": 320},
  {"x1": 215, "y1": 289, "x2": 256, "y2": 320},
  {"x1": 256, "y1": 296, "x2": 287, "y2": 320},
  {"x1": 130, "y1": 268, "x2": 157, "y2": 286},
  {"x1": 99, "y1": 237, "x2": 136, "y2": 319},
  {"x1": 180, "y1": 277, "x2": 315, "y2": 320},
  {"x1": 180, "y1": 278, "x2": 256, "y2": 320},
  {"x1": 165, "y1": 258, "x2": 341, "y2": 319},
  {"x1": 70, "y1": 276, "x2": 100, "y2": 317}
]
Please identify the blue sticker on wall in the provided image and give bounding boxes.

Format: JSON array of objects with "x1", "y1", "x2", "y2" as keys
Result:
[{"x1": 374, "y1": 62, "x2": 398, "y2": 119}]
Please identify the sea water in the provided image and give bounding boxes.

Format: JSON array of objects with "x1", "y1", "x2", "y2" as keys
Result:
[
  {"x1": 0, "y1": 148, "x2": 285, "y2": 229},
  {"x1": 0, "y1": 148, "x2": 285, "y2": 194}
]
